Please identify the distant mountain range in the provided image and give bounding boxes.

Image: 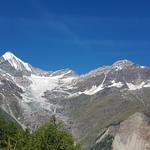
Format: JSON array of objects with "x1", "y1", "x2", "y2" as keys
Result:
[{"x1": 1, "y1": 51, "x2": 150, "y2": 150}]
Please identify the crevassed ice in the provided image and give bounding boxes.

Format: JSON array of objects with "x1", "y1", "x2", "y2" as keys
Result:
[{"x1": 26, "y1": 73, "x2": 75, "y2": 100}]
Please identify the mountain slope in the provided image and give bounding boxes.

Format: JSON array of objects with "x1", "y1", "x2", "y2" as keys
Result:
[{"x1": 0, "y1": 51, "x2": 150, "y2": 149}]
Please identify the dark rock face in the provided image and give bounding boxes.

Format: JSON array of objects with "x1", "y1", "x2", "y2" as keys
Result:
[{"x1": 1, "y1": 52, "x2": 150, "y2": 149}]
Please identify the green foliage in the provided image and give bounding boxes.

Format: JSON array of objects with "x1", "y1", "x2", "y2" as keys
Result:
[{"x1": 0, "y1": 116, "x2": 81, "y2": 150}]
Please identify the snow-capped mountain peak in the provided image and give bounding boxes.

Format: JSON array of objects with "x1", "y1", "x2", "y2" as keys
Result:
[
  {"x1": 112, "y1": 59, "x2": 134, "y2": 67},
  {"x1": 2, "y1": 51, "x2": 31, "y2": 72},
  {"x1": 112, "y1": 59, "x2": 134, "y2": 70}
]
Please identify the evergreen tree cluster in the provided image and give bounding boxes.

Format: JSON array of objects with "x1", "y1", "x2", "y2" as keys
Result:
[{"x1": 0, "y1": 116, "x2": 81, "y2": 150}]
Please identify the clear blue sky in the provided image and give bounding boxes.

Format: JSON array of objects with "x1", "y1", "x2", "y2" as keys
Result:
[{"x1": 0, "y1": 0, "x2": 150, "y2": 74}]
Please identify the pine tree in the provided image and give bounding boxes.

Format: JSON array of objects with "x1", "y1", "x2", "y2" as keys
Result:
[{"x1": 0, "y1": 115, "x2": 81, "y2": 150}]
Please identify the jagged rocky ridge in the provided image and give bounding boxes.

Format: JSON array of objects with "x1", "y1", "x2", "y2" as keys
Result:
[{"x1": 0, "y1": 51, "x2": 150, "y2": 149}]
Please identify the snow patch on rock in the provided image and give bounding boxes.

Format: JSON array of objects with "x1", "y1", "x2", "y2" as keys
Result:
[
  {"x1": 83, "y1": 85, "x2": 104, "y2": 95},
  {"x1": 126, "y1": 82, "x2": 145, "y2": 90},
  {"x1": 141, "y1": 66, "x2": 146, "y2": 69},
  {"x1": 126, "y1": 81, "x2": 150, "y2": 90},
  {"x1": 108, "y1": 80, "x2": 124, "y2": 88}
]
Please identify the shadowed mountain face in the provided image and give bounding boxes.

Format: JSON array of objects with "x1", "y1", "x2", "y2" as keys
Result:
[{"x1": 0, "y1": 51, "x2": 150, "y2": 149}]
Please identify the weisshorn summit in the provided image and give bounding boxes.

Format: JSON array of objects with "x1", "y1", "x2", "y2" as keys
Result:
[{"x1": 1, "y1": 52, "x2": 150, "y2": 150}]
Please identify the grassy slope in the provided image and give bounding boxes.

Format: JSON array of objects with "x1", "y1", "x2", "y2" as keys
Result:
[{"x1": 69, "y1": 89, "x2": 145, "y2": 149}]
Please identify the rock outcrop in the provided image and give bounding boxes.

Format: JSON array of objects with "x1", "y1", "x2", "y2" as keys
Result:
[{"x1": 113, "y1": 112, "x2": 150, "y2": 150}]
